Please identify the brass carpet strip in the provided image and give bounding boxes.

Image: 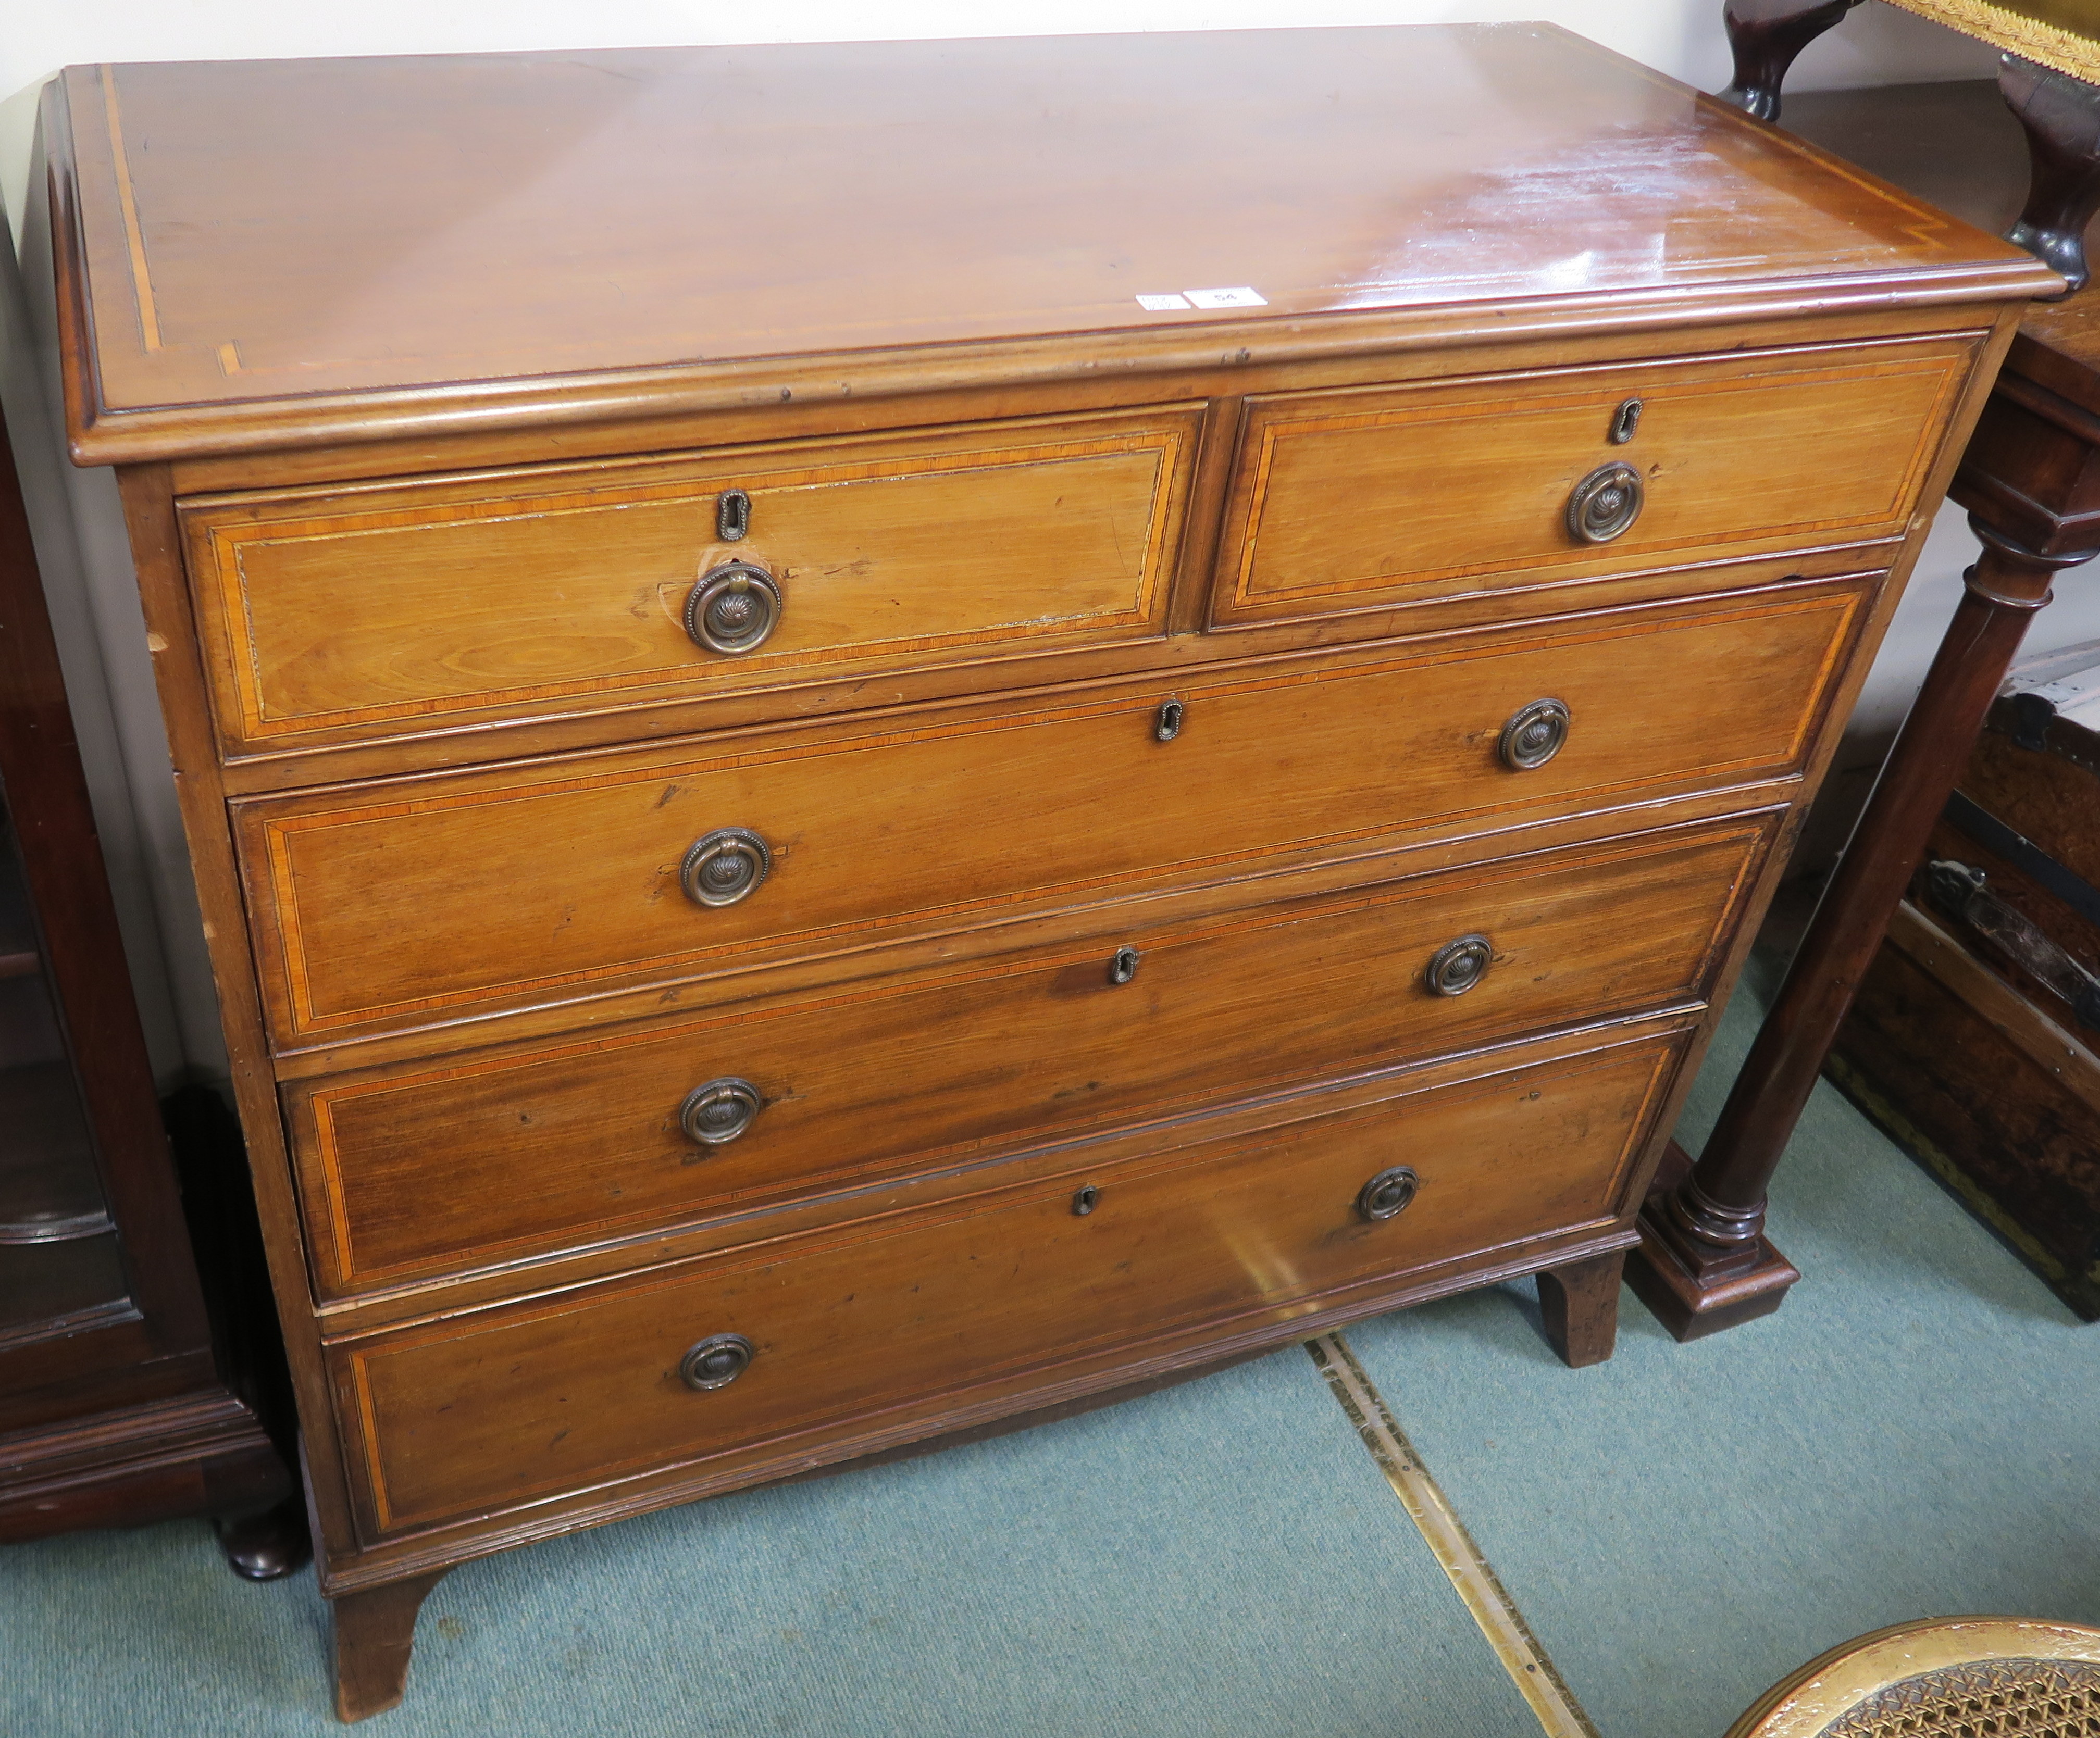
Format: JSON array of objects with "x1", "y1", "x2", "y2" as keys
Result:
[{"x1": 1306, "y1": 1332, "x2": 1601, "y2": 1738}]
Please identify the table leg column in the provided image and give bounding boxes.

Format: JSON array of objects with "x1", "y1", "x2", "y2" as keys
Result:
[{"x1": 1627, "y1": 520, "x2": 2094, "y2": 1340}]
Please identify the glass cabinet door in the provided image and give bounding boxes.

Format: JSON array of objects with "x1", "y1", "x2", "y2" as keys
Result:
[{"x1": 0, "y1": 791, "x2": 130, "y2": 1346}]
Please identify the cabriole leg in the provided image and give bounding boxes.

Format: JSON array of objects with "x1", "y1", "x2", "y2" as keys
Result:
[
  {"x1": 2002, "y1": 55, "x2": 2100, "y2": 295},
  {"x1": 1719, "y1": 0, "x2": 1863, "y2": 122}
]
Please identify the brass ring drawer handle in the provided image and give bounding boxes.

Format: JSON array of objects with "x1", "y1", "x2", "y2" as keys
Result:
[
  {"x1": 681, "y1": 827, "x2": 771, "y2": 907},
  {"x1": 1567, "y1": 461, "x2": 1644, "y2": 544},
  {"x1": 1425, "y1": 933, "x2": 1493, "y2": 997},
  {"x1": 1357, "y1": 1165, "x2": 1420, "y2": 1222},
  {"x1": 686, "y1": 560, "x2": 782, "y2": 654},
  {"x1": 1498, "y1": 698, "x2": 1571, "y2": 771},
  {"x1": 680, "y1": 1077, "x2": 763, "y2": 1146},
  {"x1": 680, "y1": 1333, "x2": 755, "y2": 1391}
]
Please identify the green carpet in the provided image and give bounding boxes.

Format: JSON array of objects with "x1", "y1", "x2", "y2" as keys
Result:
[
  {"x1": 1346, "y1": 986, "x2": 2100, "y2": 1738},
  {"x1": 7, "y1": 985, "x2": 2095, "y2": 1735},
  {"x1": 0, "y1": 1345, "x2": 1538, "y2": 1735}
]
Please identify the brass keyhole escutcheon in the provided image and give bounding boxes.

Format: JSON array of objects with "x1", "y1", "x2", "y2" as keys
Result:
[
  {"x1": 1609, "y1": 398, "x2": 1643, "y2": 444},
  {"x1": 1357, "y1": 1165, "x2": 1420, "y2": 1223},
  {"x1": 1425, "y1": 934, "x2": 1494, "y2": 997},
  {"x1": 681, "y1": 828, "x2": 772, "y2": 908},
  {"x1": 716, "y1": 487, "x2": 752, "y2": 541},
  {"x1": 1498, "y1": 698, "x2": 1571, "y2": 771},
  {"x1": 1072, "y1": 1184, "x2": 1100, "y2": 1216},
  {"x1": 685, "y1": 560, "x2": 782, "y2": 654},
  {"x1": 1566, "y1": 461, "x2": 1644, "y2": 545},
  {"x1": 679, "y1": 1332, "x2": 755, "y2": 1391},
  {"x1": 679, "y1": 1077, "x2": 763, "y2": 1146},
  {"x1": 1154, "y1": 699, "x2": 1184, "y2": 742},
  {"x1": 1108, "y1": 946, "x2": 1142, "y2": 985}
]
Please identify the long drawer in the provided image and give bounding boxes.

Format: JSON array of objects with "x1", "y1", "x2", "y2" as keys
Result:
[
  {"x1": 180, "y1": 405, "x2": 1202, "y2": 758},
  {"x1": 329, "y1": 1024, "x2": 1685, "y2": 1538},
  {"x1": 285, "y1": 814, "x2": 1771, "y2": 1296},
  {"x1": 1210, "y1": 335, "x2": 1972, "y2": 630},
  {"x1": 237, "y1": 578, "x2": 1864, "y2": 1049}
]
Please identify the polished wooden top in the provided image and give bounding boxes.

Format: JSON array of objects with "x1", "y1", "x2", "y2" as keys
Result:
[{"x1": 52, "y1": 26, "x2": 2055, "y2": 463}]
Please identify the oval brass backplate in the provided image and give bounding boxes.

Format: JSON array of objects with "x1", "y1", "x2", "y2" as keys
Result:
[
  {"x1": 679, "y1": 1077, "x2": 763, "y2": 1146},
  {"x1": 685, "y1": 560, "x2": 782, "y2": 654},
  {"x1": 1357, "y1": 1166, "x2": 1420, "y2": 1222},
  {"x1": 1567, "y1": 461, "x2": 1644, "y2": 544},
  {"x1": 681, "y1": 828, "x2": 772, "y2": 908},
  {"x1": 1425, "y1": 934, "x2": 1493, "y2": 997},
  {"x1": 679, "y1": 1333, "x2": 755, "y2": 1392},
  {"x1": 1498, "y1": 698, "x2": 1571, "y2": 771}
]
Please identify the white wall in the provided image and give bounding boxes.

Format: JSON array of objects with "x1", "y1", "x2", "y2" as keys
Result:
[{"x1": 0, "y1": 3, "x2": 2031, "y2": 1083}]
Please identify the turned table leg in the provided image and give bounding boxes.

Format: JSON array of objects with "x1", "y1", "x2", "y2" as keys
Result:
[
  {"x1": 2003, "y1": 56, "x2": 2100, "y2": 296},
  {"x1": 1537, "y1": 1251, "x2": 1625, "y2": 1368},
  {"x1": 1719, "y1": 0, "x2": 1865, "y2": 123},
  {"x1": 1629, "y1": 519, "x2": 2097, "y2": 1340},
  {"x1": 332, "y1": 1569, "x2": 451, "y2": 1723}
]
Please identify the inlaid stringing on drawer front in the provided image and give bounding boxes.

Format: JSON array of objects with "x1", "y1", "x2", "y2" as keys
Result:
[
  {"x1": 65, "y1": 27, "x2": 2052, "y2": 1715},
  {"x1": 331, "y1": 1028, "x2": 1685, "y2": 1537},
  {"x1": 1210, "y1": 334, "x2": 1975, "y2": 629},
  {"x1": 234, "y1": 578, "x2": 1866, "y2": 1051},
  {"x1": 179, "y1": 404, "x2": 1202, "y2": 756},
  {"x1": 284, "y1": 812, "x2": 1773, "y2": 1295}
]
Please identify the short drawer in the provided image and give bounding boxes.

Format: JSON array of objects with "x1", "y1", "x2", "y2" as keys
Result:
[
  {"x1": 329, "y1": 1027, "x2": 1683, "y2": 1536},
  {"x1": 1209, "y1": 334, "x2": 1974, "y2": 630},
  {"x1": 180, "y1": 405, "x2": 1202, "y2": 757},
  {"x1": 237, "y1": 578, "x2": 1863, "y2": 1048},
  {"x1": 286, "y1": 813, "x2": 1770, "y2": 1295}
]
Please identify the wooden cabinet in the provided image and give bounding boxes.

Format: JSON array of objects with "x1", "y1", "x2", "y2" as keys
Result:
[
  {"x1": 44, "y1": 25, "x2": 2056, "y2": 1720},
  {"x1": 0, "y1": 393, "x2": 297, "y2": 1571}
]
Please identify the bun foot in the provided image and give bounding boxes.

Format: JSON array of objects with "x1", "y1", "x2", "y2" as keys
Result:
[{"x1": 214, "y1": 1496, "x2": 312, "y2": 1581}]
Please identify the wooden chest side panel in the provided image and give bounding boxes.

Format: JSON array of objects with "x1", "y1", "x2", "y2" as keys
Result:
[
  {"x1": 181, "y1": 407, "x2": 1200, "y2": 755},
  {"x1": 237, "y1": 581, "x2": 1863, "y2": 1049},
  {"x1": 1922, "y1": 808, "x2": 2100, "y2": 1022},
  {"x1": 287, "y1": 815, "x2": 1771, "y2": 1294},
  {"x1": 1961, "y1": 726, "x2": 2100, "y2": 893},
  {"x1": 1831, "y1": 924, "x2": 2100, "y2": 1316},
  {"x1": 333, "y1": 1031, "x2": 1680, "y2": 1537},
  {"x1": 1212, "y1": 337, "x2": 1971, "y2": 627}
]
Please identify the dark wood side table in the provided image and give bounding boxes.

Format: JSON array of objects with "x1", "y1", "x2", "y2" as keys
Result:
[
  {"x1": 1718, "y1": 1, "x2": 2100, "y2": 286},
  {"x1": 0, "y1": 379, "x2": 304, "y2": 1572},
  {"x1": 1627, "y1": 78, "x2": 2100, "y2": 1337}
]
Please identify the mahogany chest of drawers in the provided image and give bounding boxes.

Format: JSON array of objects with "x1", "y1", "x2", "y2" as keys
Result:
[{"x1": 44, "y1": 25, "x2": 2054, "y2": 1719}]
